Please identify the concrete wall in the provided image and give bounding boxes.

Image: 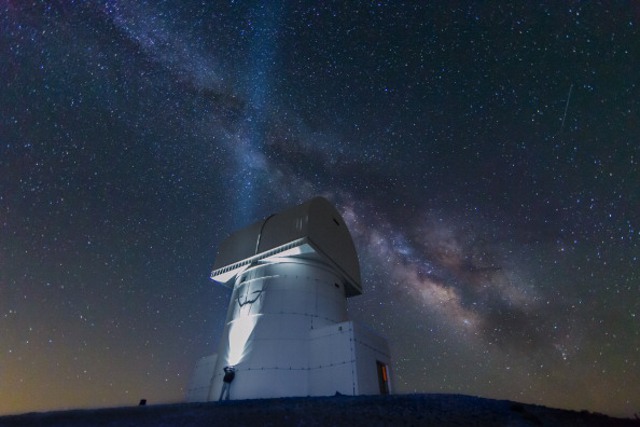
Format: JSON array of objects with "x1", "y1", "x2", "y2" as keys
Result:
[{"x1": 185, "y1": 354, "x2": 217, "y2": 402}]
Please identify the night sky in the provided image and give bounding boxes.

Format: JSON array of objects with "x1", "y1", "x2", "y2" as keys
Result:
[{"x1": 1, "y1": 1, "x2": 639, "y2": 418}]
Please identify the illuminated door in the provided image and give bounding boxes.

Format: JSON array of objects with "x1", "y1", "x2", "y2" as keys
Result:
[{"x1": 376, "y1": 361, "x2": 389, "y2": 395}]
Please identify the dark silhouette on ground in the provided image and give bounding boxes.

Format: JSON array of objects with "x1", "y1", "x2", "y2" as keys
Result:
[{"x1": 1, "y1": 394, "x2": 637, "y2": 426}]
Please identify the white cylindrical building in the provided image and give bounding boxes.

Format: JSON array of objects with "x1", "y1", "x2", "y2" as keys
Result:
[{"x1": 186, "y1": 197, "x2": 391, "y2": 402}]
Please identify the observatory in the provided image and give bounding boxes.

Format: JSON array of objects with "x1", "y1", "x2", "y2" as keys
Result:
[{"x1": 186, "y1": 197, "x2": 391, "y2": 401}]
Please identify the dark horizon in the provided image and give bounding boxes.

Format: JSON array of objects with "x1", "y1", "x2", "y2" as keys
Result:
[{"x1": 1, "y1": 394, "x2": 638, "y2": 427}]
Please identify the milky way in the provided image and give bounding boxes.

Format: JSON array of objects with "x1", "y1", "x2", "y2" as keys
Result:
[{"x1": 1, "y1": 1, "x2": 638, "y2": 417}]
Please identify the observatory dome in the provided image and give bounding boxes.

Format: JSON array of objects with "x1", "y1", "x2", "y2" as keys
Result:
[{"x1": 211, "y1": 196, "x2": 362, "y2": 296}]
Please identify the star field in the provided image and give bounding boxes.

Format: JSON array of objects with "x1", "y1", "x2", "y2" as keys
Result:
[{"x1": 1, "y1": 1, "x2": 639, "y2": 417}]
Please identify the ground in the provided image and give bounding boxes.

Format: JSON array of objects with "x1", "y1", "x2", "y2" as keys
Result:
[{"x1": 1, "y1": 394, "x2": 638, "y2": 426}]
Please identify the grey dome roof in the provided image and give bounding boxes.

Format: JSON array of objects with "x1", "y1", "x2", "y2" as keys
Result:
[{"x1": 211, "y1": 197, "x2": 362, "y2": 297}]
